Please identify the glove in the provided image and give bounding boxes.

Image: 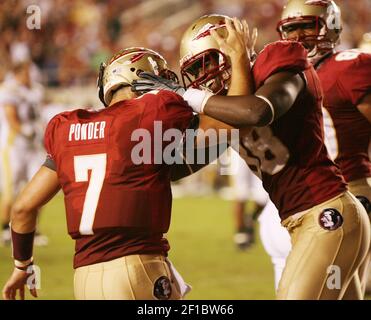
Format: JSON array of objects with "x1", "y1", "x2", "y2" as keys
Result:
[
  {"x1": 131, "y1": 72, "x2": 185, "y2": 96},
  {"x1": 132, "y1": 72, "x2": 214, "y2": 114}
]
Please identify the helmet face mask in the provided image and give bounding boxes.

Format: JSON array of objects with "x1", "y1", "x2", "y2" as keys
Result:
[
  {"x1": 98, "y1": 47, "x2": 178, "y2": 106},
  {"x1": 279, "y1": 18, "x2": 327, "y2": 54},
  {"x1": 179, "y1": 14, "x2": 233, "y2": 95},
  {"x1": 277, "y1": 0, "x2": 342, "y2": 61},
  {"x1": 181, "y1": 49, "x2": 230, "y2": 94}
]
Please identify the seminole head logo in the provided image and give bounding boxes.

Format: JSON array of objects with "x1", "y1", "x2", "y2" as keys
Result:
[
  {"x1": 319, "y1": 208, "x2": 343, "y2": 231},
  {"x1": 153, "y1": 276, "x2": 172, "y2": 300}
]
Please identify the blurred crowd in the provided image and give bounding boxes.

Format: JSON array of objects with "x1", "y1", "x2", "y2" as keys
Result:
[{"x1": 0, "y1": 0, "x2": 370, "y2": 87}]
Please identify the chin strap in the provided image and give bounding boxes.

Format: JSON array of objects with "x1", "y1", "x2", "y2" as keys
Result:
[{"x1": 97, "y1": 62, "x2": 108, "y2": 107}]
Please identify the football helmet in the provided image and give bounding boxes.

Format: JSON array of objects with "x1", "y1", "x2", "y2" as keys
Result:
[
  {"x1": 359, "y1": 32, "x2": 371, "y2": 54},
  {"x1": 277, "y1": 0, "x2": 342, "y2": 58},
  {"x1": 179, "y1": 14, "x2": 232, "y2": 94},
  {"x1": 97, "y1": 47, "x2": 177, "y2": 106}
]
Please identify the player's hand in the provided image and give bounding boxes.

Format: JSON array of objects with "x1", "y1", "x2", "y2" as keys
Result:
[
  {"x1": 211, "y1": 17, "x2": 251, "y2": 63},
  {"x1": 133, "y1": 72, "x2": 214, "y2": 114},
  {"x1": 132, "y1": 72, "x2": 186, "y2": 96},
  {"x1": 2, "y1": 268, "x2": 38, "y2": 300},
  {"x1": 243, "y1": 21, "x2": 258, "y2": 61}
]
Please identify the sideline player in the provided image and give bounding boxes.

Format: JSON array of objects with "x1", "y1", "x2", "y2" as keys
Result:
[
  {"x1": 0, "y1": 61, "x2": 46, "y2": 246},
  {"x1": 277, "y1": 0, "x2": 371, "y2": 299},
  {"x1": 2, "y1": 48, "x2": 192, "y2": 300},
  {"x1": 132, "y1": 15, "x2": 370, "y2": 299},
  {"x1": 230, "y1": 149, "x2": 268, "y2": 250}
]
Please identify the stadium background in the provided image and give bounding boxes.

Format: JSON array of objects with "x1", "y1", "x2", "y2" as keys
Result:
[{"x1": 0, "y1": 0, "x2": 370, "y2": 299}]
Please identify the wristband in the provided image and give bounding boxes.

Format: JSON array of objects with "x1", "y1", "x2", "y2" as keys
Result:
[
  {"x1": 183, "y1": 88, "x2": 214, "y2": 114},
  {"x1": 14, "y1": 258, "x2": 34, "y2": 271},
  {"x1": 255, "y1": 94, "x2": 275, "y2": 125},
  {"x1": 11, "y1": 228, "x2": 35, "y2": 262}
]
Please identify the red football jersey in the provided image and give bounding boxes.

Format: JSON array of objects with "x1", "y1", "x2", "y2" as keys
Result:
[
  {"x1": 237, "y1": 41, "x2": 347, "y2": 220},
  {"x1": 317, "y1": 50, "x2": 371, "y2": 182},
  {"x1": 44, "y1": 90, "x2": 193, "y2": 267}
]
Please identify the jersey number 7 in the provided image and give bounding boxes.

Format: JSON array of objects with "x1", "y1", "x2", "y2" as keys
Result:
[{"x1": 74, "y1": 154, "x2": 107, "y2": 235}]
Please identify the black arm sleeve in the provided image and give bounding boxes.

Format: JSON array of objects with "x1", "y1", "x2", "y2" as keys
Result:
[{"x1": 42, "y1": 156, "x2": 56, "y2": 171}]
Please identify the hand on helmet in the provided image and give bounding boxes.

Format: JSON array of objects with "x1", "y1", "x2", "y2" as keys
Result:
[
  {"x1": 244, "y1": 21, "x2": 258, "y2": 61},
  {"x1": 131, "y1": 72, "x2": 186, "y2": 96},
  {"x1": 132, "y1": 72, "x2": 214, "y2": 114},
  {"x1": 211, "y1": 17, "x2": 252, "y2": 63}
]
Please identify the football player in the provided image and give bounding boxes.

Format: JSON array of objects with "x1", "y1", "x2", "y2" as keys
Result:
[
  {"x1": 230, "y1": 148, "x2": 269, "y2": 250},
  {"x1": 277, "y1": 0, "x2": 371, "y2": 299},
  {"x1": 257, "y1": 200, "x2": 291, "y2": 291},
  {"x1": 0, "y1": 61, "x2": 47, "y2": 247},
  {"x1": 132, "y1": 15, "x2": 370, "y2": 299},
  {"x1": 2, "y1": 48, "x2": 193, "y2": 300}
]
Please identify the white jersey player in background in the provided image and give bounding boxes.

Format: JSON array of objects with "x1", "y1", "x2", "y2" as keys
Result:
[
  {"x1": 258, "y1": 201, "x2": 291, "y2": 291},
  {"x1": 230, "y1": 149, "x2": 269, "y2": 250},
  {"x1": 231, "y1": 149, "x2": 291, "y2": 290},
  {"x1": 0, "y1": 61, "x2": 46, "y2": 246}
]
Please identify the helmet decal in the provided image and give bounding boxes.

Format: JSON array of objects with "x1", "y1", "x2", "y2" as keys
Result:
[
  {"x1": 193, "y1": 22, "x2": 226, "y2": 41},
  {"x1": 147, "y1": 56, "x2": 160, "y2": 75},
  {"x1": 130, "y1": 52, "x2": 146, "y2": 63}
]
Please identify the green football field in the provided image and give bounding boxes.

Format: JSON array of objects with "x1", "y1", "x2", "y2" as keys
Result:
[
  {"x1": 1, "y1": 194, "x2": 370, "y2": 300},
  {"x1": 0, "y1": 194, "x2": 276, "y2": 300}
]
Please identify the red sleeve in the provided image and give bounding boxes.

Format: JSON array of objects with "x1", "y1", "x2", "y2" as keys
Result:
[
  {"x1": 44, "y1": 115, "x2": 59, "y2": 162},
  {"x1": 337, "y1": 53, "x2": 371, "y2": 105},
  {"x1": 156, "y1": 90, "x2": 194, "y2": 132},
  {"x1": 253, "y1": 41, "x2": 310, "y2": 88}
]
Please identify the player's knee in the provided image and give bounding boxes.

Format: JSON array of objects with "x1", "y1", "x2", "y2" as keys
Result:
[{"x1": 11, "y1": 198, "x2": 31, "y2": 218}]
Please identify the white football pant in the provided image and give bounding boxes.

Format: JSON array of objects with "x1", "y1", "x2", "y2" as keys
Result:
[{"x1": 258, "y1": 200, "x2": 291, "y2": 291}]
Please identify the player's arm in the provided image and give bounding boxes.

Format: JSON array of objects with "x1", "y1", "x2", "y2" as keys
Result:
[
  {"x1": 133, "y1": 70, "x2": 305, "y2": 129},
  {"x1": 196, "y1": 115, "x2": 235, "y2": 145},
  {"x1": 170, "y1": 114, "x2": 231, "y2": 181},
  {"x1": 357, "y1": 93, "x2": 371, "y2": 123},
  {"x1": 2, "y1": 166, "x2": 61, "y2": 300},
  {"x1": 202, "y1": 71, "x2": 305, "y2": 128},
  {"x1": 170, "y1": 142, "x2": 229, "y2": 181},
  {"x1": 4, "y1": 104, "x2": 34, "y2": 139}
]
